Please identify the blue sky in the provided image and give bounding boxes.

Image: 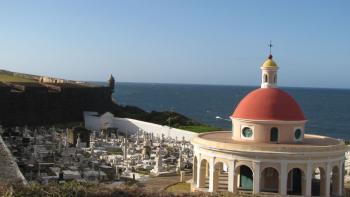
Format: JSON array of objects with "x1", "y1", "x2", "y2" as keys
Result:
[{"x1": 0, "y1": 1, "x2": 349, "y2": 88}]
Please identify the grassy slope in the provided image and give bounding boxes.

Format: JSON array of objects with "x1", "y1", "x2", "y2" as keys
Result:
[
  {"x1": 0, "y1": 72, "x2": 37, "y2": 83},
  {"x1": 165, "y1": 182, "x2": 191, "y2": 193},
  {"x1": 177, "y1": 125, "x2": 223, "y2": 133}
]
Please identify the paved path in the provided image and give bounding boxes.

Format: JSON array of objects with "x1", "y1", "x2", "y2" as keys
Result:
[{"x1": 0, "y1": 136, "x2": 27, "y2": 186}]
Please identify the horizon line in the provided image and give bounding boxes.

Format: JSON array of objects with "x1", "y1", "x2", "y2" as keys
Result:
[{"x1": 88, "y1": 80, "x2": 350, "y2": 91}]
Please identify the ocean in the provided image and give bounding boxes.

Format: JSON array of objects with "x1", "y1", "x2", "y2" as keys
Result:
[{"x1": 112, "y1": 82, "x2": 350, "y2": 140}]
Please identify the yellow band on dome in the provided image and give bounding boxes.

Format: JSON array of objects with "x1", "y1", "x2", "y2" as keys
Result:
[{"x1": 262, "y1": 59, "x2": 278, "y2": 67}]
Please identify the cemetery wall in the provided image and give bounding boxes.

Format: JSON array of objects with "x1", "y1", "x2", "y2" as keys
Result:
[{"x1": 84, "y1": 112, "x2": 197, "y2": 141}]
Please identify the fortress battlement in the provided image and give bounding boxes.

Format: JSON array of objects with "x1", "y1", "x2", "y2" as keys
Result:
[{"x1": 0, "y1": 69, "x2": 114, "y2": 126}]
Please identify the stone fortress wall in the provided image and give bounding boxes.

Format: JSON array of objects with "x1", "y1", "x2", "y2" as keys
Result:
[
  {"x1": 84, "y1": 111, "x2": 197, "y2": 141},
  {"x1": 0, "y1": 80, "x2": 113, "y2": 126}
]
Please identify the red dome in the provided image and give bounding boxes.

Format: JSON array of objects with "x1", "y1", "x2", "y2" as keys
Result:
[{"x1": 232, "y1": 88, "x2": 306, "y2": 121}]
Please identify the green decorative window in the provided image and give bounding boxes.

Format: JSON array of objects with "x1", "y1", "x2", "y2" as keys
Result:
[
  {"x1": 242, "y1": 127, "x2": 253, "y2": 138},
  {"x1": 270, "y1": 127, "x2": 278, "y2": 142},
  {"x1": 239, "y1": 165, "x2": 253, "y2": 190},
  {"x1": 295, "y1": 129, "x2": 302, "y2": 140}
]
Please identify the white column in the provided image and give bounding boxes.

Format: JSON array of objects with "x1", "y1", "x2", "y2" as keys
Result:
[
  {"x1": 279, "y1": 161, "x2": 288, "y2": 195},
  {"x1": 196, "y1": 155, "x2": 201, "y2": 188},
  {"x1": 338, "y1": 161, "x2": 344, "y2": 196},
  {"x1": 305, "y1": 162, "x2": 312, "y2": 196},
  {"x1": 192, "y1": 157, "x2": 196, "y2": 184},
  {"x1": 325, "y1": 162, "x2": 331, "y2": 197},
  {"x1": 208, "y1": 157, "x2": 215, "y2": 192},
  {"x1": 253, "y1": 161, "x2": 260, "y2": 194},
  {"x1": 228, "y1": 160, "x2": 236, "y2": 193},
  {"x1": 206, "y1": 162, "x2": 210, "y2": 177}
]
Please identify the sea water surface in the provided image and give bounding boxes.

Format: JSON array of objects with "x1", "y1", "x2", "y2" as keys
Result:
[{"x1": 112, "y1": 82, "x2": 350, "y2": 140}]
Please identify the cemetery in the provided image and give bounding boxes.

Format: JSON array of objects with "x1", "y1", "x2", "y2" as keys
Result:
[{"x1": 0, "y1": 123, "x2": 194, "y2": 190}]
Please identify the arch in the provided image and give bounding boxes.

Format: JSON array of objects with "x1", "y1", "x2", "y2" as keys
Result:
[
  {"x1": 261, "y1": 164, "x2": 281, "y2": 175},
  {"x1": 311, "y1": 167, "x2": 326, "y2": 196},
  {"x1": 213, "y1": 162, "x2": 228, "y2": 192},
  {"x1": 264, "y1": 74, "x2": 268, "y2": 83},
  {"x1": 287, "y1": 168, "x2": 305, "y2": 195},
  {"x1": 260, "y1": 167, "x2": 279, "y2": 193},
  {"x1": 235, "y1": 162, "x2": 253, "y2": 173},
  {"x1": 198, "y1": 159, "x2": 209, "y2": 188},
  {"x1": 331, "y1": 165, "x2": 340, "y2": 196},
  {"x1": 274, "y1": 74, "x2": 277, "y2": 83},
  {"x1": 193, "y1": 156, "x2": 198, "y2": 184},
  {"x1": 270, "y1": 127, "x2": 278, "y2": 142},
  {"x1": 235, "y1": 165, "x2": 253, "y2": 191},
  {"x1": 214, "y1": 158, "x2": 229, "y2": 168}
]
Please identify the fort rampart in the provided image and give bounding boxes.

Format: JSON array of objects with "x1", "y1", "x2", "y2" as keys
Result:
[{"x1": 0, "y1": 81, "x2": 113, "y2": 126}]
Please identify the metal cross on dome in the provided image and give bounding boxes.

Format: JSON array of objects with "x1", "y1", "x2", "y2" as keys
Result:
[{"x1": 268, "y1": 41, "x2": 273, "y2": 55}]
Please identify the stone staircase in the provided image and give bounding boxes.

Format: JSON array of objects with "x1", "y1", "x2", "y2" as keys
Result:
[
  {"x1": 216, "y1": 172, "x2": 229, "y2": 192},
  {"x1": 202, "y1": 172, "x2": 229, "y2": 192}
]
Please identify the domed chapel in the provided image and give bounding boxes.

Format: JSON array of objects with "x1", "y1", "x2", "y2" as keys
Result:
[{"x1": 191, "y1": 53, "x2": 347, "y2": 196}]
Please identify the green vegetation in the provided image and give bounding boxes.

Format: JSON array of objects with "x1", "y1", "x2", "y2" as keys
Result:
[
  {"x1": 114, "y1": 107, "x2": 198, "y2": 128},
  {"x1": 165, "y1": 182, "x2": 191, "y2": 193},
  {"x1": 177, "y1": 125, "x2": 223, "y2": 133},
  {"x1": 115, "y1": 106, "x2": 222, "y2": 133},
  {"x1": 0, "y1": 71, "x2": 37, "y2": 83},
  {"x1": 0, "y1": 181, "x2": 238, "y2": 197}
]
